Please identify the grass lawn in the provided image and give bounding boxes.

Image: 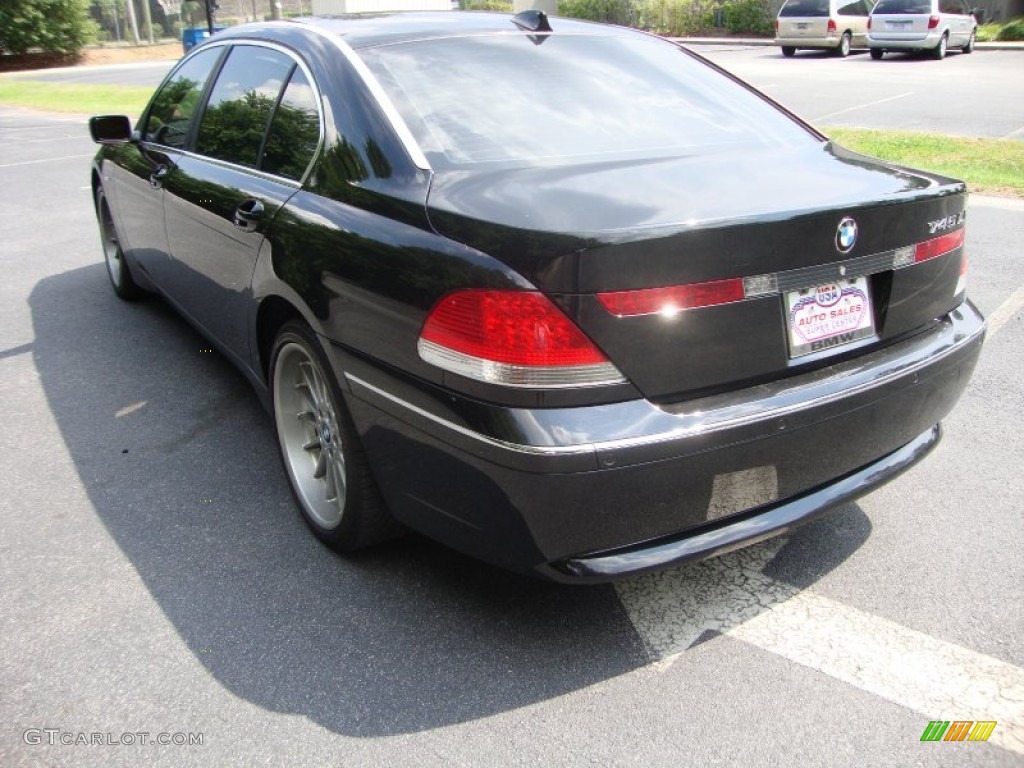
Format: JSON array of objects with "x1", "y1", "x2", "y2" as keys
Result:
[
  {"x1": 826, "y1": 127, "x2": 1024, "y2": 198},
  {"x1": 0, "y1": 81, "x2": 151, "y2": 118}
]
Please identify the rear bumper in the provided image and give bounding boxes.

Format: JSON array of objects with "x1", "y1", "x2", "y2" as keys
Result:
[
  {"x1": 868, "y1": 32, "x2": 942, "y2": 49},
  {"x1": 329, "y1": 301, "x2": 984, "y2": 582},
  {"x1": 775, "y1": 36, "x2": 841, "y2": 49}
]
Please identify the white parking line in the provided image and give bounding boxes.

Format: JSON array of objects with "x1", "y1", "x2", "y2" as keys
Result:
[
  {"x1": 616, "y1": 539, "x2": 1024, "y2": 754},
  {"x1": 0, "y1": 153, "x2": 94, "y2": 169},
  {"x1": 813, "y1": 91, "x2": 914, "y2": 122},
  {"x1": 986, "y1": 285, "x2": 1024, "y2": 338}
]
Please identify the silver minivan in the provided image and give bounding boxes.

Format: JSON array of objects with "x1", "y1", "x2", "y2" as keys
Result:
[
  {"x1": 775, "y1": 0, "x2": 874, "y2": 57},
  {"x1": 867, "y1": 0, "x2": 978, "y2": 59}
]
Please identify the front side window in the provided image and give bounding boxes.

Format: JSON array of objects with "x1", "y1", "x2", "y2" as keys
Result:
[
  {"x1": 194, "y1": 45, "x2": 294, "y2": 169},
  {"x1": 362, "y1": 35, "x2": 814, "y2": 170},
  {"x1": 143, "y1": 47, "x2": 222, "y2": 149},
  {"x1": 873, "y1": 0, "x2": 932, "y2": 12}
]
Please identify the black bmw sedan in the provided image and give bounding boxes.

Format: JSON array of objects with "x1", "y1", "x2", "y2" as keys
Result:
[{"x1": 88, "y1": 11, "x2": 985, "y2": 582}]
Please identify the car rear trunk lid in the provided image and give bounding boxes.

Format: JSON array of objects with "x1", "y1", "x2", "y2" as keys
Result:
[{"x1": 425, "y1": 143, "x2": 969, "y2": 401}]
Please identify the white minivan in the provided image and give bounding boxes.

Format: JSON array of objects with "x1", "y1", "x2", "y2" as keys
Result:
[
  {"x1": 775, "y1": 0, "x2": 875, "y2": 58},
  {"x1": 867, "y1": 0, "x2": 978, "y2": 59}
]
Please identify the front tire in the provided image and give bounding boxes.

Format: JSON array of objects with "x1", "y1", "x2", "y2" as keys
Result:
[
  {"x1": 781, "y1": 46, "x2": 796, "y2": 57},
  {"x1": 870, "y1": 47, "x2": 884, "y2": 60},
  {"x1": 95, "y1": 186, "x2": 142, "y2": 301},
  {"x1": 963, "y1": 30, "x2": 975, "y2": 53},
  {"x1": 270, "y1": 320, "x2": 399, "y2": 551},
  {"x1": 931, "y1": 33, "x2": 948, "y2": 59},
  {"x1": 835, "y1": 32, "x2": 851, "y2": 57}
]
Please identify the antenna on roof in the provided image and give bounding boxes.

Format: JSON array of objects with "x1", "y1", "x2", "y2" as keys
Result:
[{"x1": 511, "y1": 10, "x2": 553, "y2": 33}]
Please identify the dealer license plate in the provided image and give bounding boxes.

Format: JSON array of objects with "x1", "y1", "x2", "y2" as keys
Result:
[{"x1": 785, "y1": 277, "x2": 875, "y2": 358}]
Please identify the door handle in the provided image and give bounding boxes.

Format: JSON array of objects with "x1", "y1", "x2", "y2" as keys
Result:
[
  {"x1": 149, "y1": 164, "x2": 169, "y2": 189},
  {"x1": 233, "y1": 199, "x2": 265, "y2": 232}
]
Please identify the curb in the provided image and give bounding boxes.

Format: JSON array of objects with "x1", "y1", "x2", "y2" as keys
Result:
[{"x1": 671, "y1": 36, "x2": 1024, "y2": 50}]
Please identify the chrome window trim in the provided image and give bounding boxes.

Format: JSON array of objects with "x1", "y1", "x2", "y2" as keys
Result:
[
  {"x1": 144, "y1": 38, "x2": 326, "y2": 187},
  {"x1": 295, "y1": 23, "x2": 432, "y2": 171}
]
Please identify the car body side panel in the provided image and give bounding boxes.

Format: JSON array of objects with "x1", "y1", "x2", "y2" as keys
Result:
[{"x1": 163, "y1": 156, "x2": 298, "y2": 364}]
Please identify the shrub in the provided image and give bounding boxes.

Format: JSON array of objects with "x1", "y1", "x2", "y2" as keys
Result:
[
  {"x1": 558, "y1": 0, "x2": 639, "y2": 26},
  {"x1": 637, "y1": 0, "x2": 715, "y2": 34},
  {"x1": 722, "y1": 0, "x2": 774, "y2": 35},
  {"x1": 0, "y1": 0, "x2": 97, "y2": 56},
  {"x1": 975, "y1": 22, "x2": 1000, "y2": 41},
  {"x1": 465, "y1": 0, "x2": 514, "y2": 9},
  {"x1": 995, "y1": 17, "x2": 1024, "y2": 41}
]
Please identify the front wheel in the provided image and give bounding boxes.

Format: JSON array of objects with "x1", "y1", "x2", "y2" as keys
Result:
[
  {"x1": 836, "y1": 32, "x2": 851, "y2": 57},
  {"x1": 781, "y1": 46, "x2": 796, "y2": 57},
  {"x1": 95, "y1": 187, "x2": 142, "y2": 301},
  {"x1": 270, "y1": 320, "x2": 399, "y2": 551},
  {"x1": 931, "y1": 33, "x2": 948, "y2": 59},
  {"x1": 963, "y1": 30, "x2": 975, "y2": 53},
  {"x1": 870, "y1": 47, "x2": 884, "y2": 60}
]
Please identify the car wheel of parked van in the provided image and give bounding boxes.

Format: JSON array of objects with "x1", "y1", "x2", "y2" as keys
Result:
[
  {"x1": 870, "y1": 47, "x2": 884, "y2": 59},
  {"x1": 932, "y1": 32, "x2": 947, "y2": 59},
  {"x1": 836, "y1": 31, "x2": 851, "y2": 56}
]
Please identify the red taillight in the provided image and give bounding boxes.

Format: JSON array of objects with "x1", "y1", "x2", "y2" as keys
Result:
[
  {"x1": 597, "y1": 278, "x2": 746, "y2": 318},
  {"x1": 915, "y1": 228, "x2": 965, "y2": 263},
  {"x1": 418, "y1": 290, "x2": 625, "y2": 387},
  {"x1": 775, "y1": 19, "x2": 779, "y2": 32},
  {"x1": 828, "y1": 18, "x2": 837, "y2": 32},
  {"x1": 928, "y1": 14, "x2": 940, "y2": 28},
  {"x1": 867, "y1": 17, "x2": 871, "y2": 29}
]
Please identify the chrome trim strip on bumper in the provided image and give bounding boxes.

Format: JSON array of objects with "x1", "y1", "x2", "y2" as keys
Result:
[{"x1": 345, "y1": 301, "x2": 985, "y2": 460}]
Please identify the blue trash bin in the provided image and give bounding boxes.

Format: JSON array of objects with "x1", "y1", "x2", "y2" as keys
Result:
[{"x1": 182, "y1": 27, "x2": 224, "y2": 54}]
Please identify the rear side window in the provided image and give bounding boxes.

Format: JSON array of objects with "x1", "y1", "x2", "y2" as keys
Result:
[
  {"x1": 194, "y1": 45, "x2": 293, "y2": 169},
  {"x1": 143, "y1": 47, "x2": 222, "y2": 149},
  {"x1": 779, "y1": 0, "x2": 830, "y2": 16},
  {"x1": 939, "y1": 0, "x2": 965, "y2": 12},
  {"x1": 838, "y1": 0, "x2": 870, "y2": 15},
  {"x1": 261, "y1": 68, "x2": 320, "y2": 181},
  {"x1": 362, "y1": 35, "x2": 814, "y2": 169},
  {"x1": 873, "y1": 0, "x2": 932, "y2": 12}
]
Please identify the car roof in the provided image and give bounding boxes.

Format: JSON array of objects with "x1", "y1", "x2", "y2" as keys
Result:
[{"x1": 278, "y1": 11, "x2": 648, "y2": 49}]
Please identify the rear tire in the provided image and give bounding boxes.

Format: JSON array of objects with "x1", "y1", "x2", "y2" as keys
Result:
[
  {"x1": 963, "y1": 29, "x2": 975, "y2": 53},
  {"x1": 781, "y1": 46, "x2": 796, "y2": 57},
  {"x1": 931, "y1": 33, "x2": 947, "y2": 59},
  {"x1": 870, "y1": 47, "x2": 884, "y2": 60},
  {"x1": 270, "y1": 320, "x2": 400, "y2": 551},
  {"x1": 95, "y1": 186, "x2": 142, "y2": 301},
  {"x1": 835, "y1": 32, "x2": 851, "y2": 57}
]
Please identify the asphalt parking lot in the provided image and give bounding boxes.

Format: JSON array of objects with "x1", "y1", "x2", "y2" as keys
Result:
[{"x1": 1, "y1": 45, "x2": 1023, "y2": 767}]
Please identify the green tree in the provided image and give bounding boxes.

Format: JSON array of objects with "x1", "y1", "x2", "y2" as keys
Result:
[{"x1": 0, "y1": 0, "x2": 97, "y2": 56}]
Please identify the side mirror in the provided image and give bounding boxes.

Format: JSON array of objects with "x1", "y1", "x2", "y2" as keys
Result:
[
  {"x1": 89, "y1": 115, "x2": 133, "y2": 145},
  {"x1": 971, "y1": 7, "x2": 985, "y2": 22}
]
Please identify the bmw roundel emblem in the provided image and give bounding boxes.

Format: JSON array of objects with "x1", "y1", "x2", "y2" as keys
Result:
[{"x1": 836, "y1": 217, "x2": 858, "y2": 254}]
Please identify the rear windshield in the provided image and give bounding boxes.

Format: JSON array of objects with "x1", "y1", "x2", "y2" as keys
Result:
[
  {"x1": 779, "y1": 0, "x2": 830, "y2": 16},
  {"x1": 360, "y1": 34, "x2": 815, "y2": 170},
  {"x1": 872, "y1": 0, "x2": 932, "y2": 12}
]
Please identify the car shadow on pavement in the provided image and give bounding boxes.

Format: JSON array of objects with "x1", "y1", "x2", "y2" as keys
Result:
[{"x1": 29, "y1": 263, "x2": 872, "y2": 737}]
